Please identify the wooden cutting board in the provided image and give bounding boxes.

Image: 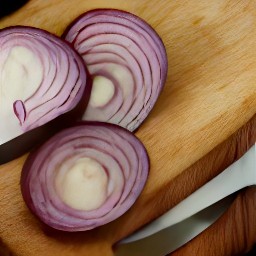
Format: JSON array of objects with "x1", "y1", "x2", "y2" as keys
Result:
[{"x1": 1, "y1": 1, "x2": 256, "y2": 255}]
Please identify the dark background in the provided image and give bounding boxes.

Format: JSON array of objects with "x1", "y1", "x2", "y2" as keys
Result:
[{"x1": 0, "y1": 0, "x2": 29, "y2": 18}]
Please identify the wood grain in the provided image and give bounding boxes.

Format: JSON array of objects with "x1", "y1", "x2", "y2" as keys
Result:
[
  {"x1": 1, "y1": 0, "x2": 256, "y2": 255},
  {"x1": 169, "y1": 114, "x2": 256, "y2": 256},
  {"x1": 171, "y1": 187, "x2": 256, "y2": 256}
]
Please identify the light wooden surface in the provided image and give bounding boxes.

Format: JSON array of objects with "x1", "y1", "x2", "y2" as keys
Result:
[{"x1": 1, "y1": 1, "x2": 256, "y2": 255}]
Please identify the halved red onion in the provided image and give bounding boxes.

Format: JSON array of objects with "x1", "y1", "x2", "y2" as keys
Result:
[
  {"x1": 0, "y1": 26, "x2": 91, "y2": 164},
  {"x1": 21, "y1": 122, "x2": 149, "y2": 231},
  {"x1": 63, "y1": 9, "x2": 168, "y2": 132}
]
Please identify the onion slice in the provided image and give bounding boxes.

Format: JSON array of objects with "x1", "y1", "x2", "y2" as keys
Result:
[
  {"x1": 0, "y1": 26, "x2": 91, "y2": 164},
  {"x1": 21, "y1": 122, "x2": 149, "y2": 232},
  {"x1": 63, "y1": 9, "x2": 168, "y2": 132}
]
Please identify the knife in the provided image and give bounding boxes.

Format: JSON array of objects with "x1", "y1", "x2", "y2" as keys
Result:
[
  {"x1": 114, "y1": 194, "x2": 234, "y2": 256},
  {"x1": 115, "y1": 143, "x2": 256, "y2": 255}
]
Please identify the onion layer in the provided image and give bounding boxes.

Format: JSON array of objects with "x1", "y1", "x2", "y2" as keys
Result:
[
  {"x1": 0, "y1": 26, "x2": 91, "y2": 164},
  {"x1": 63, "y1": 9, "x2": 168, "y2": 132},
  {"x1": 21, "y1": 122, "x2": 149, "y2": 232}
]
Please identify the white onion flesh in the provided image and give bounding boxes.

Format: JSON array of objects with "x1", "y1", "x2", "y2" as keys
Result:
[
  {"x1": 0, "y1": 26, "x2": 91, "y2": 164},
  {"x1": 64, "y1": 9, "x2": 168, "y2": 131},
  {"x1": 21, "y1": 122, "x2": 149, "y2": 232}
]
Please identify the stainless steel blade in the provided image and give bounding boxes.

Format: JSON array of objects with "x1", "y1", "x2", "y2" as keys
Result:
[
  {"x1": 114, "y1": 194, "x2": 234, "y2": 256},
  {"x1": 120, "y1": 144, "x2": 256, "y2": 244}
]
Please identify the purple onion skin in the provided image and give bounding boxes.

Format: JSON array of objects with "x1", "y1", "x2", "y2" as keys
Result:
[
  {"x1": 21, "y1": 121, "x2": 149, "y2": 232},
  {"x1": 63, "y1": 9, "x2": 168, "y2": 132},
  {"x1": 0, "y1": 26, "x2": 92, "y2": 165}
]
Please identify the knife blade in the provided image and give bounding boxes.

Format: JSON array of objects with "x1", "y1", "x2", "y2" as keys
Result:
[
  {"x1": 114, "y1": 194, "x2": 235, "y2": 256},
  {"x1": 115, "y1": 143, "x2": 256, "y2": 255}
]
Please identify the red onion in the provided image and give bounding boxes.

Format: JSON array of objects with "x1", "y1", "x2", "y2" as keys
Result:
[
  {"x1": 63, "y1": 9, "x2": 168, "y2": 132},
  {"x1": 21, "y1": 122, "x2": 149, "y2": 231},
  {"x1": 0, "y1": 26, "x2": 91, "y2": 164}
]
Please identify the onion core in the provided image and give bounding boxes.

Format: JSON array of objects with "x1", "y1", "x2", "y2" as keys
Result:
[
  {"x1": 0, "y1": 26, "x2": 91, "y2": 164},
  {"x1": 21, "y1": 122, "x2": 149, "y2": 231},
  {"x1": 63, "y1": 9, "x2": 168, "y2": 131}
]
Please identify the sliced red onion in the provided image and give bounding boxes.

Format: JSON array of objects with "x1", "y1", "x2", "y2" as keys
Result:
[
  {"x1": 0, "y1": 26, "x2": 91, "y2": 164},
  {"x1": 63, "y1": 9, "x2": 168, "y2": 132},
  {"x1": 21, "y1": 122, "x2": 149, "y2": 231}
]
